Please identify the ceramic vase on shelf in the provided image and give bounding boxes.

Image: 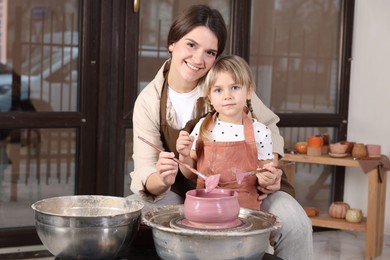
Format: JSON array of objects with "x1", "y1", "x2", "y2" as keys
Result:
[
  {"x1": 328, "y1": 201, "x2": 350, "y2": 219},
  {"x1": 319, "y1": 133, "x2": 330, "y2": 154},
  {"x1": 352, "y1": 143, "x2": 367, "y2": 158},
  {"x1": 307, "y1": 136, "x2": 323, "y2": 156},
  {"x1": 366, "y1": 144, "x2": 381, "y2": 158},
  {"x1": 345, "y1": 208, "x2": 363, "y2": 223}
]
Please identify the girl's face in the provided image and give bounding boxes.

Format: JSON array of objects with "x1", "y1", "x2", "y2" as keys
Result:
[
  {"x1": 208, "y1": 71, "x2": 252, "y2": 124},
  {"x1": 168, "y1": 26, "x2": 218, "y2": 91}
]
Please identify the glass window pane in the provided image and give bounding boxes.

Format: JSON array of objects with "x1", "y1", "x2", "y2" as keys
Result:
[
  {"x1": 281, "y1": 126, "x2": 337, "y2": 211},
  {"x1": 126, "y1": 0, "x2": 233, "y2": 196},
  {"x1": 281, "y1": 126, "x2": 335, "y2": 154},
  {"x1": 1, "y1": 0, "x2": 79, "y2": 112},
  {"x1": 292, "y1": 161, "x2": 334, "y2": 212},
  {"x1": 249, "y1": 0, "x2": 341, "y2": 113},
  {"x1": 0, "y1": 128, "x2": 77, "y2": 228},
  {"x1": 137, "y1": 0, "x2": 231, "y2": 93}
]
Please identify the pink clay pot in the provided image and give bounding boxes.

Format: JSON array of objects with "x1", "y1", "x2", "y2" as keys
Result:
[
  {"x1": 184, "y1": 189, "x2": 239, "y2": 224},
  {"x1": 329, "y1": 201, "x2": 350, "y2": 219},
  {"x1": 329, "y1": 142, "x2": 349, "y2": 154}
]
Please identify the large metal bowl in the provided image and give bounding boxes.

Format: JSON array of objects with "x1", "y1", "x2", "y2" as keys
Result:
[
  {"x1": 31, "y1": 195, "x2": 144, "y2": 259},
  {"x1": 142, "y1": 205, "x2": 281, "y2": 260}
]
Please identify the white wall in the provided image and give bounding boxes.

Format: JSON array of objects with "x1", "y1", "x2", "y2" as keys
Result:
[{"x1": 344, "y1": 0, "x2": 390, "y2": 235}]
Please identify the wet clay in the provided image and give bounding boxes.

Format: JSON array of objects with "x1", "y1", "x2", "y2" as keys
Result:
[{"x1": 205, "y1": 174, "x2": 221, "y2": 192}]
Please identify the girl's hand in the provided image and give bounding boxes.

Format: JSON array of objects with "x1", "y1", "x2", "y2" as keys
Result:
[
  {"x1": 176, "y1": 130, "x2": 194, "y2": 157},
  {"x1": 258, "y1": 174, "x2": 281, "y2": 194},
  {"x1": 256, "y1": 162, "x2": 282, "y2": 194},
  {"x1": 256, "y1": 162, "x2": 277, "y2": 186},
  {"x1": 156, "y1": 151, "x2": 178, "y2": 187}
]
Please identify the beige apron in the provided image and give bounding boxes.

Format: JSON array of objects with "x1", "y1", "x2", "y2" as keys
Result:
[{"x1": 196, "y1": 112, "x2": 261, "y2": 210}]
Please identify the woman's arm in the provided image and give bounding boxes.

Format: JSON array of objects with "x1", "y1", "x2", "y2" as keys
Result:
[
  {"x1": 130, "y1": 78, "x2": 176, "y2": 199},
  {"x1": 145, "y1": 152, "x2": 178, "y2": 195},
  {"x1": 251, "y1": 93, "x2": 284, "y2": 157}
]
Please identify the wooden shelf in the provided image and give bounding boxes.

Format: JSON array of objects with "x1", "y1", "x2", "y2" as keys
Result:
[
  {"x1": 310, "y1": 214, "x2": 366, "y2": 232},
  {"x1": 283, "y1": 153, "x2": 360, "y2": 168},
  {"x1": 280, "y1": 153, "x2": 388, "y2": 259}
]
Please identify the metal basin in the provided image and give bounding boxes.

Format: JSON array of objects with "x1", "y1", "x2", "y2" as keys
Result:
[
  {"x1": 142, "y1": 205, "x2": 281, "y2": 260},
  {"x1": 31, "y1": 195, "x2": 144, "y2": 259}
]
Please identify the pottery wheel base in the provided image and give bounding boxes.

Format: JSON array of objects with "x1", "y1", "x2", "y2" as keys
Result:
[{"x1": 170, "y1": 217, "x2": 252, "y2": 231}]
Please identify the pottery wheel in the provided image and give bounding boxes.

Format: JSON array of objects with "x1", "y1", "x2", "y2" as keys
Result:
[{"x1": 170, "y1": 217, "x2": 252, "y2": 231}]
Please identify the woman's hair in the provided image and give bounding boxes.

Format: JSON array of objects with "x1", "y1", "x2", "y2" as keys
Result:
[
  {"x1": 199, "y1": 55, "x2": 256, "y2": 141},
  {"x1": 167, "y1": 5, "x2": 227, "y2": 57}
]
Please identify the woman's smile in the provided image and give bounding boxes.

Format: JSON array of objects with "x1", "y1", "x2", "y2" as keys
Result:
[{"x1": 185, "y1": 60, "x2": 202, "y2": 71}]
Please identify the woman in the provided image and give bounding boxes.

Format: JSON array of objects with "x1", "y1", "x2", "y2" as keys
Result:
[{"x1": 130, "y1": 5, "x2": 313, "y2": 259}]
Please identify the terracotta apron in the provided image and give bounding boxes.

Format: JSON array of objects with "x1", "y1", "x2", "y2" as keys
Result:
[
  {"x1": 159, "y1": 65, "x2": 206, "y2": 197},
  {"x1": 158, "y1": 63, "x2": 294, "y2": 199},
  {"x1": 196, "y1": 112, "x2": 261, "y2": 210}
]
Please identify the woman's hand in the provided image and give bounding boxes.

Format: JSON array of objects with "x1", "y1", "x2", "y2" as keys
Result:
[
  {"x1": 176, "y1": 130, "x2": 194, "y2": 158},
  {"x1": 156, "y1": 151, "x2": 178, "y2": 187}
]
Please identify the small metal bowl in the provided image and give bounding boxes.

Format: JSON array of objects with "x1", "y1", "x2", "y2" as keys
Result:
[{"x1": 31, "y1": 195, "x2": 143, "y2": 259}]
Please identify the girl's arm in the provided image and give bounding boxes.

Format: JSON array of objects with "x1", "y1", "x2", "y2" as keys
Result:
[
  {"x1": 177, "y1": 130, "x2": 197, "y2": 179},
  {"x1": 256, "y1": 154, "x2": 280, "y2": 187}
]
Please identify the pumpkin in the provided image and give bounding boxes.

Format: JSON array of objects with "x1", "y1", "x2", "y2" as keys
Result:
[
  {"x1": 295, "y1": 142, "x2": 308, "y2": 154},
  {"x1": 328, "y1": 201, "x2": 350, "y2": 219}
]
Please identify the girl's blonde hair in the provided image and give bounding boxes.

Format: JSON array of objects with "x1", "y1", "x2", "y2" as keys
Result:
[{"x1": 199, "y1": 55, "x2": 256, "y2": 141}]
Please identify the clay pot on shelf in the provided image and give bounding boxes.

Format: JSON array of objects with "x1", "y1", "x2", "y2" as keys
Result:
[
  {"x1": 308, "y1": 136, "x2": 324, "y2": 147},
  {"x1": 366, "y1": 144, "x2": 381, "y2": 158},
  {"x1": 307, "y1": 136, "x2": 324, "y2": 156},
  {"x1": 304, "y1": 207, "x2": 320, "y2": 217},
  {"x1": 329, "y1": 142, "x2": 349, "y2": 154},
  {"x1": 352, "y1": 143, "x2": 367, "y2": 158},
  {"x1": 307, "y1": 146, "x2": 322, "y2": 156},
  {"x1": 318, "y1": 134, "x2": 330, "y2": 154},
  {"x1": 345, "y1": 208, "x2": 363, "y2": 223},
  {"x1": 340, "y1": 141, "x2": 355, "y2": 154},
  {"x1": 328, "y1": 201, "x2": 350, "y2": 219}
]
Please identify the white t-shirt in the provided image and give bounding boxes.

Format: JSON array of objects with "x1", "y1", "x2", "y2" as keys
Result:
[
  {"x1": 190, "y1": 117, "x2": 274, "y2": 160},
  {"x1": 168, "y1": 87, "x2": 199, "y2": 129}
]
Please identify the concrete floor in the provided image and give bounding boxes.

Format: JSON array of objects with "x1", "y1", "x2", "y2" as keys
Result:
[{"x1": 1, "y1": 231, "x2": 389, "y2": 259}]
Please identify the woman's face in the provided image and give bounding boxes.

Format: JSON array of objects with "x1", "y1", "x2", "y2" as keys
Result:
[{"x1": 168, "y1": 26, "x2": 218, "y2": 90}]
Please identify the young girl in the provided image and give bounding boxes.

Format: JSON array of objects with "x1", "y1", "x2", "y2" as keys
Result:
[{"x1": 176, "y1": 55, "x2": 279, "y2": 210}]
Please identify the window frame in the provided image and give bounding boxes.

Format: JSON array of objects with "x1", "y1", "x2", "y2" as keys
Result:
[{"x1": 232, "y1": 0, "x2": 355, "y2": 201}]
